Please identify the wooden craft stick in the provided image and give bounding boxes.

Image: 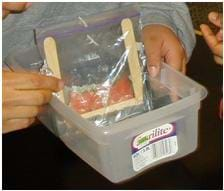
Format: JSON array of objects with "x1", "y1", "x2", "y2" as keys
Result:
[
  {"x1": 44, "y1": 37, "x2": 65, "y2": 103},
  {"x1": 195, "y1": 29, "x2": 203, "y2": 36},
  {"x1": 82, "y1": 98, "x2": 139, "y2": 118},
  {"x1": 121, "y1": 18, "x2": 143, "y2": 102}
]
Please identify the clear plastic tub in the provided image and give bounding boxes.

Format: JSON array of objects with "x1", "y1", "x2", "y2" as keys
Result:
[{"x1": 5, "y1": 46, "x2": 207, "y2": 183}]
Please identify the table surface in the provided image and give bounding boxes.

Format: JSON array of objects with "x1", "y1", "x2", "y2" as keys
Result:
[{"x1": 3, "y1": 33, "x2": 223, "y2": 190}]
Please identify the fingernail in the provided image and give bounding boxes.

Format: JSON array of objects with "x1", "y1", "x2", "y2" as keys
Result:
[
  {"x1": 148, "y1": 65, "x2": 159, "y2": 78},
  {"x1": 59, "y1": 80, "x2": 64, "y2": 90},
  {"x1": 210, "y1": 12, "x2": 218, "y2": 21}
]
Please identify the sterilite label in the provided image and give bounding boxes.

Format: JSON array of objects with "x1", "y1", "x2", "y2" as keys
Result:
[{"x1": 131, "y1": 123, "x2": 178, "y2": 172}]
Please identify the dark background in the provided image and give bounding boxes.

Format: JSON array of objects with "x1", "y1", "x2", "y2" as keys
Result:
[{"x1": 2, "y1": 3, "x2": 223, "y2": 190}]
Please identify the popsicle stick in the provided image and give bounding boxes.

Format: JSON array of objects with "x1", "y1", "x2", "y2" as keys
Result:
[
  {"x1": 81, "y1": 98, "x2": 139, "y2": 118},
  {"x1": 121, "y1": 18, "x2": 143, "y2": 102},
  {"x1": 195, "y1": 29, "x2": 203, "y2": 36},
  {"x1": 44, "y1": 37, "x2": 65, "y2": 103}
]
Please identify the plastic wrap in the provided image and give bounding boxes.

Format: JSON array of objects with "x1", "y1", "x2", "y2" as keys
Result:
[{"x1": 35, "y1": 6, "x2": 154, "y2": 127}]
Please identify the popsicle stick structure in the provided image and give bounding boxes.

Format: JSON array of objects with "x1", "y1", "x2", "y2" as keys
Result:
[
  {"x1": 43, "y1": 18, "x2": 143, "y2": 119},
  {"x1": 121, "y1": 18, "x2": 143, "y2": 102},
  {"x1": 44, "y1": 37, "x2": 65, "y2": 103}
]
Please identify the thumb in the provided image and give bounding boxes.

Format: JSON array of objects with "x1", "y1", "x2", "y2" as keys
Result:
[
  {"x1": 200, "y1": 24, "x2": 220, "y2": 56},
  {"x1": 143, "y1": 37, "x2": 162, "y2": 78},
  {"x1": 142, "y1": 26, "x2": 163, "y2": 78},
  {"x1": 165, "y1": 47, "x2": 185, "y2": 72},
  {"x1": 146, "y1": 45, "x2": 161, "y2": 78}
]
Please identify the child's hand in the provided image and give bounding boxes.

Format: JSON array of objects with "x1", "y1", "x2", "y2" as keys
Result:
[
  {"x1": 200, "y1": 12, "x2": 223, "y2": 65},
  {"x1": 2, "y1": 71, "x2": 64, "y2": 134},
  {"x1": 142, "y1": 24, "x2": 187, "y2": 77}
]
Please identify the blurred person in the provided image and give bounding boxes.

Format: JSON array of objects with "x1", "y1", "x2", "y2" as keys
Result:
[{"x1": 200, "y1": 11, "x2": 223, "y2": 119}]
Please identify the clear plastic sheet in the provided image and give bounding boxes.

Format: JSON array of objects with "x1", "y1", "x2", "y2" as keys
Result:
[{"x1": 35, "y1": 6, "x2": 154, "y2": 127}]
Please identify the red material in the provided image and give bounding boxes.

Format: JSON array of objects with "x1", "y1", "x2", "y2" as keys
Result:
[{"x1": 70, "y1": 75, "x2": 134, "y2": 114}]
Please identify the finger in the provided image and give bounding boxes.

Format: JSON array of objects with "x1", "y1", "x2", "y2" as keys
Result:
[
  {"x1": 2, "y1": 118, "x2": 35, "y2": 134},
  {"x1": 165, "y1": 45, "x2": 185, "y2": 72},
  {"x1": 169, "y1": 90, "x2": 180, "y2": 103},
  {"x1": 3, "y1": 89, "x2": 53, "y2": 106},
  {"x1": 167, "y1": 57, "x2": 186, "y2": 102},
  {"x1": 200, "y1": 24, "x2": 220, "y2": 55},
  {"x1": 3, "y1": 105, "x2": 44, "y2": 120},
  {"x1": 146, "y1": 44, "x2": 161, "y2": 78},
  {"x1": 214, "y1": 55, "x2": 223, "y2": 65},
  {"x1": 164, "y1": 68, "x2": 180, "y2": 103},
  {"x1": 142, "y1": 26, "x2": 162, "y2": 77},
  {"x1": 181, "y1": 61, "x2": 187, "y2": 74},
  {"x1": 2, "y1": 2, "x2": 29, "y2": 12},
  {"x1": 208, "y1": 12, "x2": 223, "y2": 28},
  {"x1": 143, "y1": 35, "x2": 161, "y2": 77},
  {"x1": 2, "y1": 9, "x2": 10, "y2": 19},
  {"x1": 216, "y1": 29, "x2": 223, "y2": 42},
  {"x1": 3, "y1": 71, "x2": 64, "y2": 91}
]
